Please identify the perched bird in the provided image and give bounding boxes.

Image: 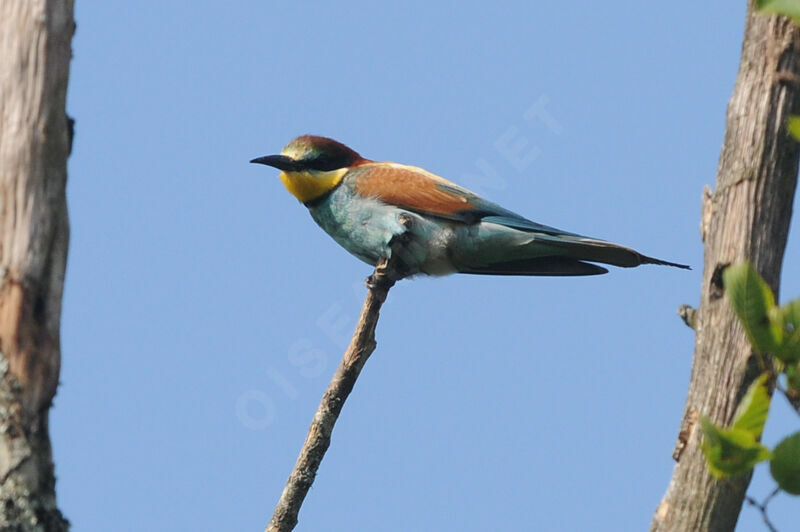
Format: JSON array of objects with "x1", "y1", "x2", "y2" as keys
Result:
[{"x1": 251, "y1": 135, "x2": 688, "y2": 277}]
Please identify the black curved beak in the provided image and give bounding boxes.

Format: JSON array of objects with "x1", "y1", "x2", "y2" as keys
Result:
[{"x1": 249, "y1": 154, "x2": 302, "y2": 172}]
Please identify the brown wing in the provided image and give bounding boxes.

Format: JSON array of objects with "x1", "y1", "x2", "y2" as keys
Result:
[{"x1": 351, "y1": 162, "x2": 479, "y2": 219}]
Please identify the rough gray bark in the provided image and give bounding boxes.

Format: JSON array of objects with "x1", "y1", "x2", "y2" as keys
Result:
[
  {"x1": 651, "y1": 6, "x2": 800, "y2": 532},
  {"x1": 0, "y1": 1, "x2": 73, "y2": 529},
  {"x1": 266, "y1": 258, "x2": 400, "y2": 532}
]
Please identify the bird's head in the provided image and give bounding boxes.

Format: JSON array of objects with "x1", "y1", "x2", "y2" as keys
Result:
[{"x1": 251, "y1": 135, "x2": 367, "y2": 204}]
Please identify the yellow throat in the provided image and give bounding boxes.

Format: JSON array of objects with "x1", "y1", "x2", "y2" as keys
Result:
[{"x1": 279, "y1": 168, "x2": 348, "y2": 203}]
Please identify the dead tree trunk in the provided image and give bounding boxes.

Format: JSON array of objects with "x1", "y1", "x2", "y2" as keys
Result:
[
  {"x1": 0, "y1": 1, "x2": 74, "y2": 529},
  {"x1": 651, "y1": 6, "x2": 800, "y2": 532}
]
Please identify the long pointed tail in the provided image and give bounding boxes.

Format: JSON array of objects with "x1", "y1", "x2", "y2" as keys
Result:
[
  {"x1": 459, "y1": 256, "x2": 609, "y2": 276},
  {"x1": 533, "y1": 233, "x2": 690, "y2": 270},
  {"x1": 453, "y1": 222, "x2": 690, "y2": 276},
  {"x1": 638, "y1": 254, "x2": 691, "y2": 269}
]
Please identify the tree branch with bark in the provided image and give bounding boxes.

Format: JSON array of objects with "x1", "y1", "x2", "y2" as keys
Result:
[
  {"x1": 652, "y1": 5, "x2": 800, "y2": 531},
  {"x1": 266, "y1": 256, "x2": 402, "y2": 532},
  {"x1": 0, "y1": 1, "x2": 74, "y2": 529}
]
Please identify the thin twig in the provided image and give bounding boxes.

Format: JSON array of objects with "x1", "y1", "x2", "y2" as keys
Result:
[
  {"x1": 745, "y1": 487, "x2": 781, "y2": 532},
  {"x1": 266, "y1": 256, "x2": 401, "y2": 532}
]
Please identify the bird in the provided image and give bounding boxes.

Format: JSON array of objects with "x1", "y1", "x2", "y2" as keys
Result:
[{"x1": 251, "y1": 135, "x2": 689, "y2": 278}]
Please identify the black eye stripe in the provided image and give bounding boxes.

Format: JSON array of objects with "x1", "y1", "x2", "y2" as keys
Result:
[{"x1": 307, "y1": 154, "x2": 354, "y2": 171}]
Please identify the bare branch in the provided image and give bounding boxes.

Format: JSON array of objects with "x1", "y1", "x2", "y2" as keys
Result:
[
  {"x1": 0, "y1": 1, "x2": 73, "y2": 528},
  {"x1": 745, "y1": 487, "x2": 781, "y2": 532},
  {"x1": 266, "y1": 256, "x2": 402, "y2": 532}
]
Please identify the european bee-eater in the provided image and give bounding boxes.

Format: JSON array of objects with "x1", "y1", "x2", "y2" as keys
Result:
[{"x1": 251, "y1": 135, "x2": 688, "y2": 277}]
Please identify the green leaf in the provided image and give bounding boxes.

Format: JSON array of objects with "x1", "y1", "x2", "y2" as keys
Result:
[
  {"x1": 731, "y1": 373, "x2": 771, "y2": 439},
  {"x1": 757, "y1": 0, "x2": 800, "y2": 25},
  {"x1": 723, "y1": 263, "x2": 781, "y2": 353},
  {"x1": 789, "y1": 116, "x2": 800, "y2": 142},
  {"x1": 770, "y1": 432, "x2": 800, "y2": 495},
  {"x1": 775, "y1": 299, "x2": 800, "y2": 363},
  {"x1": 701, "y1": 417, "x2": 772, "y2": 478},
  {"x1": 786, "y1": 364, "x2": 800, "y2": 393}
]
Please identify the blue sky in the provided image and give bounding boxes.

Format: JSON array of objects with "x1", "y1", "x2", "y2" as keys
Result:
[{"x1": 56, "y1": 2, "x2": 798, "y2": 530}]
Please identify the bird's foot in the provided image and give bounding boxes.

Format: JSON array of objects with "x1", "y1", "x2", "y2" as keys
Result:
[{"x1": 366, "y1": 257, "x2": 403, "y2": 293}]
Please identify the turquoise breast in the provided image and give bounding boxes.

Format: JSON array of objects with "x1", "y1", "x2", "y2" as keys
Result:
[{"x1": 308, "y1": 182, "x2": 409, "y2": 266}]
